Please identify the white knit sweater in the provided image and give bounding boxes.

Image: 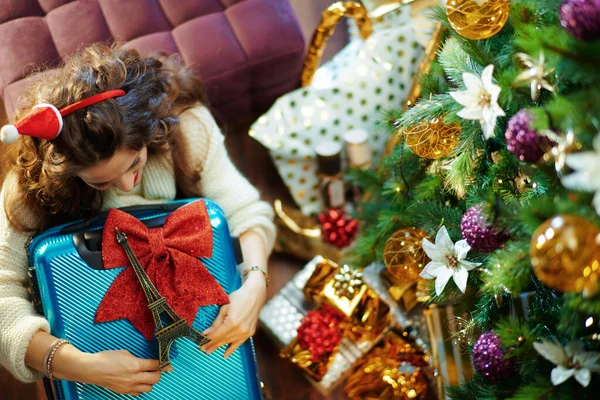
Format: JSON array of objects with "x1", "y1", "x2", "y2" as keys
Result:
[{"x1": 0, "y1": 105, "x2": 275, "y2": 382}]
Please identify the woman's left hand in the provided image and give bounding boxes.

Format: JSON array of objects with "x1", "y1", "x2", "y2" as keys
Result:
[{"x1": 201, "y1": 272, "x2": 267, "y2": 358}]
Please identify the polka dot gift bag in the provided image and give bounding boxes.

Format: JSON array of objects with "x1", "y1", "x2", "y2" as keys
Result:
[{"x1": 250, "y1": 1, "x2": 436, "y2": 216}]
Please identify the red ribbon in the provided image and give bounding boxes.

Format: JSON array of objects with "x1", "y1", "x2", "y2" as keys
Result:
[{"x1": 94, "y1": 200, "x2": 230, "y2": 341}]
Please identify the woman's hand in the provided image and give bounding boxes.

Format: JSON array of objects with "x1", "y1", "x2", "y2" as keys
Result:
[
  {"x1": 28, "y1": 331, "x2": 169, "y2": 397},
  {"x1": 79, "y1": 349, "x2": 167, "y2": 396},
  {"x1": 201, "y1": 271, "x2": 267, "y2": 358}
]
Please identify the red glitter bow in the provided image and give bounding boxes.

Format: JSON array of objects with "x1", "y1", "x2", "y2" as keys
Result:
[
  {"x1": 318, "y1": 208, "x2": 359, "y2": 249},
  {"x1": 94, "y1": 200, "x2": 230, "y2": 341},
  {"x1": 297, "y1": 305, "x2": 346, "y2": 362}
]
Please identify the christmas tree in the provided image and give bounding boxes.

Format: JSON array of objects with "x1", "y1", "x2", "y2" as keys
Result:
[{"x1": 348, "y1": 0, "x2": 600, "y2": 398}]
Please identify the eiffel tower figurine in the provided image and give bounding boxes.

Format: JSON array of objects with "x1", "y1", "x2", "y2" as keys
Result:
[{"x1": 115, "y1": 227, "x2": 211, "y2": 369}]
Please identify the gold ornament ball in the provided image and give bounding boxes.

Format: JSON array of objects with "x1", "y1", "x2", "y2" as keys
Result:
[
  {"x1": 530, "y1": 215, "x2": 600, "y2": 296},
  {"x1": 403, "y1": 118, "x2": 461, "y2": 159},
  {"x1": 384, "y1": 228, "x2": 431, "y2": 283},
  {"x1": 446, "y1": 0, "x2": 511, "y2": 40}
]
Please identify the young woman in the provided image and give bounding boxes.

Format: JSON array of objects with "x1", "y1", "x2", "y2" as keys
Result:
[{"x1": 0, "y1": 44, "x2": 274, "y2": 396}]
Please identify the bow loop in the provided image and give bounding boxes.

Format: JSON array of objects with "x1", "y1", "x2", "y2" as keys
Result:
[
  {"x1": 163, "y1": 201, "x2": 213, "y2": 258},
  {"x1": 102, "y1": 210, "x2": 152, "y2": 269},
  {"x1": 95, "y1": 200, "x2": 230, "y2": 341}
]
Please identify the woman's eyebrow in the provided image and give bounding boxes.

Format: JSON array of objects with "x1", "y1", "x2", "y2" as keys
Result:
[{"x1": 87, "y1": 153, "x2": 141, "y2": 185}]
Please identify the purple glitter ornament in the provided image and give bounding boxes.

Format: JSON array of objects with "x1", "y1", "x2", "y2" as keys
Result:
[
  {"x1": 505, "y1": 110, "x2": 551, "y2": 163},
  {"x1": 560, "y1": 0, "x2": 600, "y2": 41},
  {"x1": 472, "y1": 331, "x2": 513, "y2": 381},
  {"x1": 461, "y1": 204, "x2": 508, "y2": 253}
]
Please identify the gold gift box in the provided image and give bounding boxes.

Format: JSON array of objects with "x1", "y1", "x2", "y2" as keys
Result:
[
  {"x1": 303, "y1": 259, "x2": 390, "y2": 341},
  {"x1": 380, "y1": 270, "x2": 431, "y2": 313},
  {"x1": 262, "y1": 256, "x2": 394, "y2": 395}
]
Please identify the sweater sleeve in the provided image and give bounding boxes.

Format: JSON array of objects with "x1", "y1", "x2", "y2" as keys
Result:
[
  {"x1": 178, "y1": 106, "x2": 276, "y2": 254},
  {"x1": 0, "y1": 174, "x2": 50, "y2": 382}
]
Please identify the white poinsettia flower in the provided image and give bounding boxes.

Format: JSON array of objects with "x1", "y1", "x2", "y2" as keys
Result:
[
  {"x1": 562, "y1": 135, "x2": 600, "y2": 216},
  {"x1": 533, "y1": 338, "x2": 600, "y2": 387},
  {"x1": 419, "y1": 226, "x2": 481, "y2": 296},
  {"x1": 450, "y1": 64, "x2": 506, "y2": 139}
]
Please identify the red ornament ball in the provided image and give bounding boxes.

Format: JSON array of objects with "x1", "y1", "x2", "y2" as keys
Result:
[
  {"x1": 318, "y1": 208, "x2": 359, "y2": 248},
  {"x1": 297, "y1": 305, "x2": 346, "y2": 362}
]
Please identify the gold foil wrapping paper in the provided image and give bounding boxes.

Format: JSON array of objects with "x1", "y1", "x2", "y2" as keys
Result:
[
  {"x1": 259, "y1": 257, "x2": 391, "y2": 395},
  {"x1": 363, "y1": 263, "x2": 538, "y2": 399},
  {"x1": 303, "y1": 258, "x2": 341, "y2": 300},
  {"x1": 324, "y1": 279, "x2": 369, "y2": 318},
  {"x1": 344, "y1": 331, "x2": 429, "y2": 400},
  {"x1": 383, "y1": 271, "x2": 420, "y2": 312},
  {"x1": 302, "y1": 259, "x2": 390, "y2": 340},
  {"x1": 342, "y1": 289, "x2": 392, "y2": 342},
  {"x1": 280, "y1": 337, "x2": 339, "y2": 382},
  {"x1": 362, "y1": 263, "x2": 463, "y2": 399},
  {"x1": 281, "y1": 257, "x2": 392, "y2": 382},
  {"x1": 423, "y1": 305, "x2": 474, "y2": 399}
]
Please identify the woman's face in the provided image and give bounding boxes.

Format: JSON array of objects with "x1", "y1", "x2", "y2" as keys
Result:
[{"x1": 76, "y1": 146, "x2": 148, "y2": 192}]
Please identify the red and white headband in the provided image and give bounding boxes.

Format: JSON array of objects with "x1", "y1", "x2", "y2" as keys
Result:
[{"x1": 0, "y1": 89, "x2": 126, "y2": 144}]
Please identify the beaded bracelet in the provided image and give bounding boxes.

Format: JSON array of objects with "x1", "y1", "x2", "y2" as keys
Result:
[
  {"x1": 44, "y1": 339, "x2": 70, "y2": 380},
  {"x1": 242, "y1": 265, "x2": 270, "y2": 287}
]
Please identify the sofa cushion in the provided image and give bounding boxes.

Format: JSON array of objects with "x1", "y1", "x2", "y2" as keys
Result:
[
  {"x1": 46, "y1": 1, "x2": 112, "y2": 57},
  {"x1": 0, "y1": 0, "x2": 305, "y2": 125}
]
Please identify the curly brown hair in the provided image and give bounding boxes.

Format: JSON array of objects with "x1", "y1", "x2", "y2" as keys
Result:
[{"x1": 0, "y1": 43, "x2": 206, "y2": 232}]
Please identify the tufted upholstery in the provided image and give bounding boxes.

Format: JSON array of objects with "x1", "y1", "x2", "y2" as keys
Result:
[{"x1": 0, "y1": 0, "x2": 305, "y2": 125}]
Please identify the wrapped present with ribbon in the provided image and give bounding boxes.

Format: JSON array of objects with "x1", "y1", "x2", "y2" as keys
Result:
[
  {"x1": 259, "y1": 256, "x2": 391, "y2": 394},
  {"x1": 364, "y1": 263, "x2": 540, "y2": 399},
  {"x1": 344, "y1": 330, "x2": 431, "y2": 400},
  {"x1": 302, "y1": 259, "x2": 390, "y2": 341},
  {"x1": 362, "y1": 263, "x2": 470, "y2": 399},
  {"x1": 280, "y1": 305, "x2": 346, "y2": 381}
]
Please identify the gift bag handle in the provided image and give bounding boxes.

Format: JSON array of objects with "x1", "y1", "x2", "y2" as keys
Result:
[
  {"x1": 274, "y1": 199, "x2": 321, "y2": 238},
  {"x1": 301, "y1": 2, "x2": 372, "y2": 87}
]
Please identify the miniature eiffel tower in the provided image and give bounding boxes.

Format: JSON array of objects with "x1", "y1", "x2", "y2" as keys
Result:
[{"x1": 115, "y1": 227, "x2": 211, "y2": 369}]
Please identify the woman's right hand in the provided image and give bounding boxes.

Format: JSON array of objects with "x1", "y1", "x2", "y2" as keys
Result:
[
  {"x1": 27, "y1": 331, "x2": 168, "y2": 396},
  {"x1": 80, "y1": 350, "x2": 164, "y2": 396}
]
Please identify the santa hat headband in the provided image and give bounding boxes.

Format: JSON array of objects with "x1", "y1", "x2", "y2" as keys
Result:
[{"x1": 0, "y1": 89, "x2": 126, "y2": 144}]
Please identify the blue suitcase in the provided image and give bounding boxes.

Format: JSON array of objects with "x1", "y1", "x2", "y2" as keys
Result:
[{"x1": 28, "y1": 199, "x2": 263, "y2": 400}]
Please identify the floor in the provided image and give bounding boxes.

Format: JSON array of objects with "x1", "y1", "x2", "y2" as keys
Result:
[{"x1": 0, "y1": 1, "x2": 350, "y2": 399}]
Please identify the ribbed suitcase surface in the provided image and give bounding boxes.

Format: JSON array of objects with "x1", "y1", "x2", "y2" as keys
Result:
[{"x1": 29, "y1": 199, "x2": 262, "y2": 400}]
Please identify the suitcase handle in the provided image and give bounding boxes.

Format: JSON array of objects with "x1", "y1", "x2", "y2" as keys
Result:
[
  {"x1": 61, "y1": 203, "x2": 184, "y2": 234},
  {"x1": 72, "y1": 216, "x2": 245, "y2": 270},
  {"x1": 73, "y1": 215, "x2": 169, "y2": 270}
]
